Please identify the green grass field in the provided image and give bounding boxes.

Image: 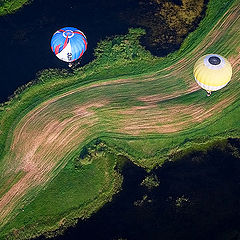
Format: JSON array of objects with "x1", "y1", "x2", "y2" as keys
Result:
[{"x1": 0, "y1": 0, "x2": 239, "y2": 239}]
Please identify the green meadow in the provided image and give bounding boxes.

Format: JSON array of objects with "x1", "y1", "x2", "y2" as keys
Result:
[{"x1": 0, "y1": 0, "x2": 239, "y2": 239}]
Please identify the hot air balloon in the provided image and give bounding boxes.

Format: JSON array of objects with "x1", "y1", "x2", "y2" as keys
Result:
[
  {"x1": 193, "y1": 54, "x2": 232, "y2": 96},
  {"x1": 51, "y1": 27, "x2": 87, "y2": 67}
]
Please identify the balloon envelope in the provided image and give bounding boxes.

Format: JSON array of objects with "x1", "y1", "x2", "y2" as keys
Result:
[
  {"x1": 51, "y1": 27, "x2": 87, "y2": 63},
  {"x1": 193, "y1": 54, "x2": 232, "y2": 91}
]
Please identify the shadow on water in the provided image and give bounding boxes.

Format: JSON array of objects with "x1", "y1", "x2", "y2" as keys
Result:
[{"x1": 43, "y1": 138, "x2": 240, "y2": 240}]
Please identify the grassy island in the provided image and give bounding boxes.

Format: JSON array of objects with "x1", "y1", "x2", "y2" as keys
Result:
[{"x1": 0, "y1": 0, "x2": 239, "y2": 239}]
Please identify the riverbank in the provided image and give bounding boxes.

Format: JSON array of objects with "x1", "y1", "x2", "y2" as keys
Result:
[
  {"x1": 54, "y1": 138, "x2": 240, "y2": 240},
  {"x1": 0, "y1": 0, "x2": 239, "y2": 239},
  {"x1": 0, "y1": 0, "x2": 208, "y2": 103}
]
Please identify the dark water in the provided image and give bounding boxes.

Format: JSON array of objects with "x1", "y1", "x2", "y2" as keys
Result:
[
  {"x1": 0, "y1": 0, "x2": 207, "y2": 103},
  {"x1": 2, "y1": 1, "x2": 239, "y2": 240},
  {"x1": 0, "y1": 0, "x2": 138, "y2": 103},
  {"x1": 48, "y1": 139, "x2": 240, "y2": 240}
]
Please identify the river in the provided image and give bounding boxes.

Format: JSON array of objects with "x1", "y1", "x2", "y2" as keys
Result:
[
  {"x1": 0, "y1": 0, "x2": 138, "y2": 103},
  {"x1": 42, "y1": 139, "x2": 240, "y2": 240},
  {"x1": 2, "y1": 1, "x2": 239, "y2": 240}
]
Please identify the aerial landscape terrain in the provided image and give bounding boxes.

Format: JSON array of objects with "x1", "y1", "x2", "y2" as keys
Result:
[{"x1": 0, "y1": 0, "x2": 239, "y2": 239}]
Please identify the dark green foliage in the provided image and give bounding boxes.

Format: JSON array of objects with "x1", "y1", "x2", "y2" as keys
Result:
[
  {"x1": 78, "y1": 138, "x2": 106, "y2": 160},
  {"x1": 94, "y1": 28, "x2": 153, "y2": 64},
  {"x1": 141, "y1": 174, "x2": 160, "y2": 190},
  {"x1": 0, "y1": 0, "x2": 30, "y2": 16}
]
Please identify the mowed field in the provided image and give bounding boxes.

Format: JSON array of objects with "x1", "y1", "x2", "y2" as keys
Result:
[{"x1": 0, "y1": 0, "x2": 240, "y2": 239}]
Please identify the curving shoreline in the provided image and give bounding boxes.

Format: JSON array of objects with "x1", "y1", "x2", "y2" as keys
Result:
[{"x1": 0, "y1": 0, "x2": 239, "y2": 239}]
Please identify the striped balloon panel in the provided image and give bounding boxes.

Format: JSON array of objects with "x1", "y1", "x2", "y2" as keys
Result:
[
  {"x1": 51, "y1": 27, "x2": 87, "y2": 63},
  {"x1": 193, "y1": 54, "x2": 232, "y2": 91}
]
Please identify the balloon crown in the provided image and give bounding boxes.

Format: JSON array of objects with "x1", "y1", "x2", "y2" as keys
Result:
[
  {"x1": 208, "y1": 56, "x2": 221, "y2": 65},
  {"x1": 63, "y1": 30, "x2": 74, "y2": 38}
]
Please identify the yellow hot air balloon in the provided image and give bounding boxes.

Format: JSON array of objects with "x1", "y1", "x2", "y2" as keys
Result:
[{"x1": 193, "y1": 54, "x2": 232, "y2": 96}]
